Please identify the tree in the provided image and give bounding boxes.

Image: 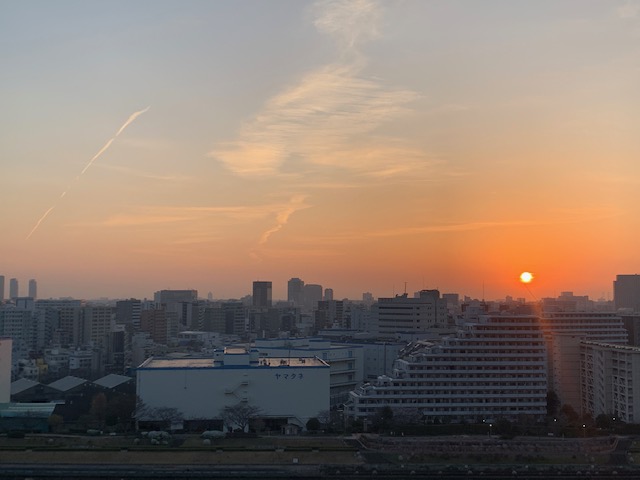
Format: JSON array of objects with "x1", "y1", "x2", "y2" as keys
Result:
[
  {"x1": 48, "y1": 414, "x2": 64, "y2": 433},
  {"x1": 134, "y1": 398, "x2": 183, "y2": 430},
  {"x1": 105, "y1": 393, "x2": 136, "y2": 431},
  {"x1": 219, "y1": 402, "x2": 262, "y2": 432},
  {"x1": 306, "y1": 417, "x2": 321, "y2": 432},
  {"x1": 90, "y1": 393, "x2": 108, "y2": 429},
  {"x1": 595, "y1": 413, "x2": 613, "y2": 429},
  {"x1": 374, "y1": 406, "x2": 394, "y2": 431},
  {"x1": 547, "y1": 390, "x2": 560, "y2": 417},
  {"x1": 559, "y1": 404, "x2": 579, "y2": 425}
]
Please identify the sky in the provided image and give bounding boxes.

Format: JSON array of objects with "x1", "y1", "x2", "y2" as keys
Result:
[{"x1": 1, "y1": 0, "x2": 640, "y2": 301}]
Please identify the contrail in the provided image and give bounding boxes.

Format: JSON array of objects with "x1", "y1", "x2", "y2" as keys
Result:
[
  {"x1": 26, "y1": 206, "x2": 56, "y2": 240},
  {"x1": 25, "y1": 106, "x2": 151, "y2": 240},
  {"x1": 115, "y1": 106, "x2": 150, "y2": 136},
  {"x1": 81, "y1": 138, "x2": 114, "y2": 175}
]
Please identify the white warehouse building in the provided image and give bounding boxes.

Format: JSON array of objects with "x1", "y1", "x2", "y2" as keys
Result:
[{"x1": 136, "y1": 347, "x2": 330, "y2": 430}]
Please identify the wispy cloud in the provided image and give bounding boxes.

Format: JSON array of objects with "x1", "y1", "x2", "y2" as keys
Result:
[
  {"x1": 91, "y1": 198, "x2": 311, "y2": 231},
  {"x1": 258, "y1": 195, "x2": 310, "y2": 245},
  {"x1": 313, "y1": 0, "x2": 382, "y2": 52},
  {"x1": 617, "y1": 2, "x2": 640, "y2": 19},
  {"x1": 209, "y1": 0, "x2": 427, "y2": 179}
]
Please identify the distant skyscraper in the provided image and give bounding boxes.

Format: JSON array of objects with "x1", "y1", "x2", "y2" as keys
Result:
[
  {"x1": 28, "y1": 279, "x2": 37, "y2": 300},
  {"x1": 115, "y1": 298, "x2": 142, "y2": 329},
  {"x1": 324, "y1": 288, "x2": 334, "y2": 301},
  {"x1": 154, "y1": 290, "x2": 198, "y2": 304},
  {"x1": 371, "y1": 290, "x2": 448, "y2": 334},
  {"x1": 253, "y1": 281, "x2": 272, "y2": 308},
  {"x1": 362, "y1": 292, "x2": 374, "y2": 306},
  {"x1": 614, "y1": 274, "x2": 640, "y2": 312},
  {"x1": 287, "y1": 278, "x2": 304, "y2": 306},
  {"x1": 0, "y1": 275, "x2": 4, "y2": 302},
  {"x1": 9, "y1": 278, "x2": 18, "y2": 300},
  {"x1": 303, "y1": 284, "x2": 323, "y2": 311}
]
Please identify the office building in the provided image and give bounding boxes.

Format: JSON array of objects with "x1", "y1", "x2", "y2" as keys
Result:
[
  {"x1": 136, "y1": 347, "x2": 330, "y2": 430},
  {"x1": 614, "y1": 275, "x2": 640, "y2": 312},
  {"x1": 82, "y1": 305, "x2": 115, "y2": 349},
  {"x1": 347, "y1": 315, "x2": 548, "y2": 422},
  {"x1": 370, "y1": 290, "x2": 448, "y2": 335},
  {"x1": 28, "y1": 279, "x2": 37, "y2": 300},
  {"x1": 9, "y1": 278, "x2": 18, "y2": 300},
  {"x1": 0, "y1": 276, "x2": 4, "y2": 302},
  {"x1": 140, "y1": 308, "x2": 170, "y2": 345},
  {"x1": 252, "y1": 281, "x2": 272, "y2": 308},
  {"x1": 115, "y1": 299, "x2": 142, "y2": 329},
  {"x1": 287, "y1": 278, "x2": 304, "y2": 307},
  {"x1": 154, "y1": 290, "x2": 198, "y2": 304},
  {"x1": 303, "y1": 284, "x2": 323, "y2": 311}
]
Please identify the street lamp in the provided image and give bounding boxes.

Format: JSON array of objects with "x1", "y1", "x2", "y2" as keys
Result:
[
  {"x1": 489, "y1": 423, "x2": 493, "y2": 437},
  {"x1": 582, "y1": 424, "x2": 586, "y2": 438}
]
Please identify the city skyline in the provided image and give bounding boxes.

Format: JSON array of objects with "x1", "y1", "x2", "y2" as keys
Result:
[{"x1": 2, "y1": 1, "x2": 639, "y2": 300}]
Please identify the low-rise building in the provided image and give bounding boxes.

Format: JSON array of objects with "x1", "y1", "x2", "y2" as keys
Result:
[
  {"x1": 136, "y1": 347, "x2": 329, "y2": 430},
  {"x1": 255, "y1": 337, "x2": 363, "y2": 406}
]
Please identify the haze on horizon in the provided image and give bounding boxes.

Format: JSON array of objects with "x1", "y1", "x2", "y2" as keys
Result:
[{"x1": 2, "y1": 0, "x2": 639, "y2": 302}]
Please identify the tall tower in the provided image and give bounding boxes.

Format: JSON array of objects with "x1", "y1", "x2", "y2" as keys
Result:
[
  {"x1": 303, "y1": 284, "x2": 323, "y2": 311},
  {"x1": 9, "y1": 278, "x2": 18, "y2": 300},
  {"x1": 252, "y1": 281, "x2": 272, "y2": 308},
  {"x1": 28, "y1": 279, "x2": 37, "y2": 300},
  {"x1": 0, "y1": 275, "x2": 4, "y2": 302},
  {"x1": 287, "y1": 278, "x2": 304, "y2": 306}
]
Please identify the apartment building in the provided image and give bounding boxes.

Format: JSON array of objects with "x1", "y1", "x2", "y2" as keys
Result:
[{"x1": 347, "y1": 315, "x2": 547, "y2": 422}]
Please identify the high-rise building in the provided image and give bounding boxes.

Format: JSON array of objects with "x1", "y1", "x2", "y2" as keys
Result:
[
  {"x1": 0, "y1": 275, "x2": 5, "y2": 302},
  {"x1": 9, "y1": 278, "x2": 18, "y2": 300},
  {"x1": 140, "y1": 308, "x2": 169, "y2": 345},
  {"x1": 28, "y1": 279, "x2": 37, "y2": 300},
  {"x1": 348, "y1": 315, "x2": 548, "y2": 422},
  {"x1": 324, "y1": 288, "x2": 334, "y2": 302},
  {"x1": 154, "y1": 290, "x2": 198, "y2": 304},
  {"x1": 580, "y1": 341, "x2": 640, "y2": 423},
  {"x1": 287, "y1": 278, "x2": 304, "y2": 306},
  {"x1": 115, "y1": 299, "x2": 142, "y2": 329},
  {"x1": 614, "y1": 274, "x2": 640, "y2": 312},
  {"x1": 542, "y1": 311, "x2": 627, "y2": 411},
  {"x1": 253, "y1": 281, "x2": 272, "y2": 308},
  {"x1": 303, "y1": 284, "x2": 323, "y2": 311},
  {"x1": 370, "y1": 290, "x2": 448, "y2": 334},
  {"x1": 82, "y1": 305, "x2": 115, "y2": 349}
]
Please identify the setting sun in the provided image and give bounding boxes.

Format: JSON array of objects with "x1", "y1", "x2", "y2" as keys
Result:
[{"x1": 520, "y1": 272, "x2": 534, "y2": 284}]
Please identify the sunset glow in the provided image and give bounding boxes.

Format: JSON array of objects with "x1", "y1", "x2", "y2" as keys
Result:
[
  {"x1": 520, "y1": 272, "x2": 534, "y2": 284},
  {"x1": 2, "y1": 1, "x2": 639, "y2": 300}
]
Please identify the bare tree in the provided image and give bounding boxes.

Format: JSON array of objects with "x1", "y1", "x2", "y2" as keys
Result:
[
  {"x1": 134, "y1": 398, "x2": 183, "y2": 430},
  {"x1": 219, "y1": 402, "x2": 262, "y2": 432}
]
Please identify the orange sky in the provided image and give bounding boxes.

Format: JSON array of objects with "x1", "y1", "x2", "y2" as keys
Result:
[{"x1": 2, "y1": 1, "x2": 639, "y2": 301}]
